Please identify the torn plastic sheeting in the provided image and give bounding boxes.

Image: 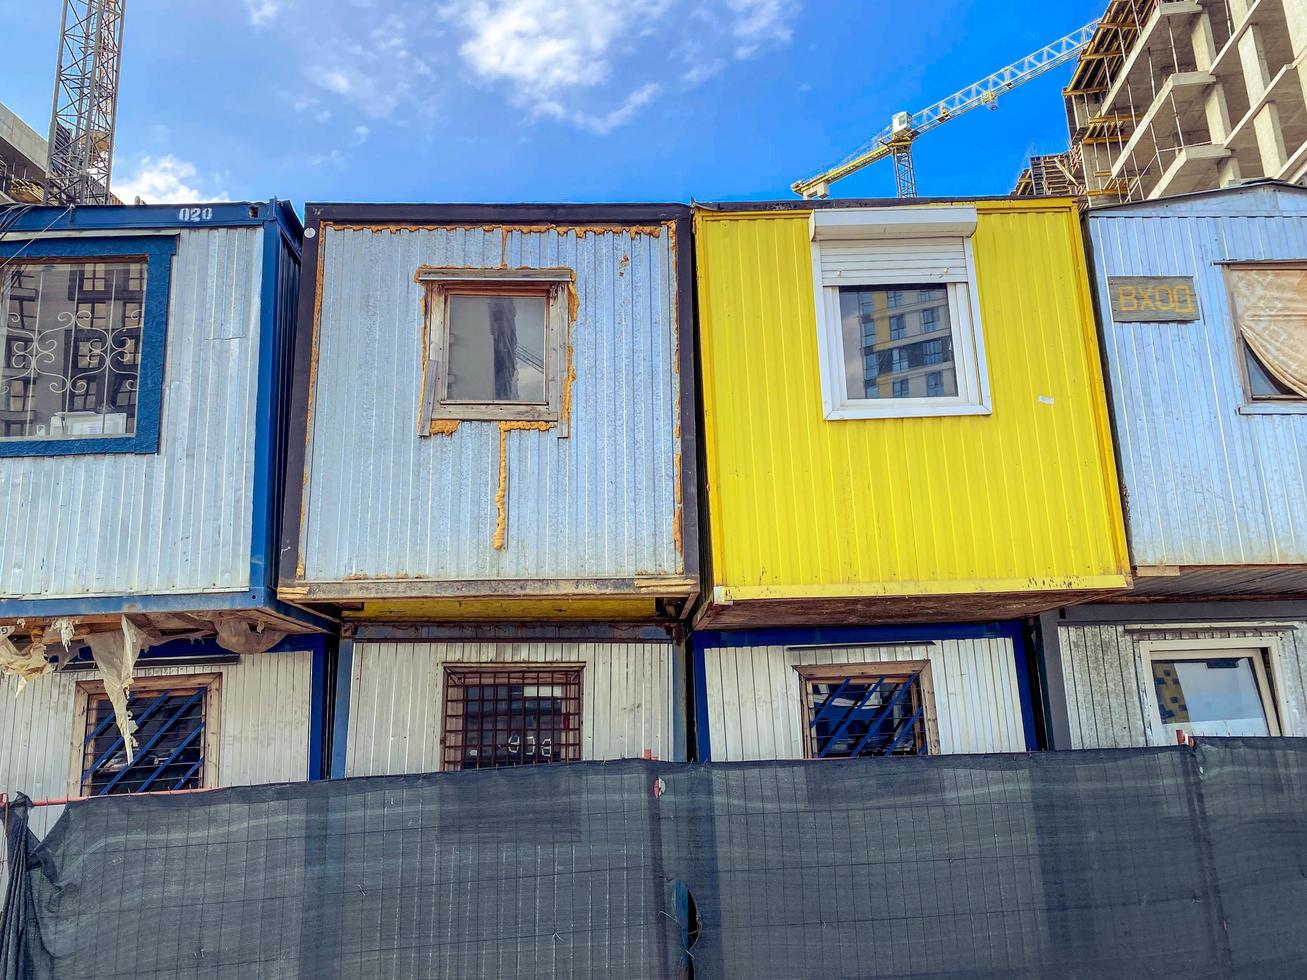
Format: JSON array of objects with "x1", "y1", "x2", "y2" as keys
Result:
[
  {"x1": 0, "y1": 628, "x2": 52, "y2": 695},
  {"x1": 84, "y1": 617, "x2": 153, "y2": 765},
  {"x1": 212, "y1": 618, "x2": 286, "y2": 656}
]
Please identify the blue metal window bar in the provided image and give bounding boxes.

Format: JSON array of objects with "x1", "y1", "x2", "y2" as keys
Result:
[
  {"x1": 804, "y1": 669, "x2": 929, "y2": 758},
  {"x1": 80, "y1": 686, "x2": 207, "y2": 796}
]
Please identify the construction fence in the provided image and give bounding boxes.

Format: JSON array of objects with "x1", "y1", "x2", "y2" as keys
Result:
[{"x1": 5, "y1": 739, "x2": 1307, "y2": 978}]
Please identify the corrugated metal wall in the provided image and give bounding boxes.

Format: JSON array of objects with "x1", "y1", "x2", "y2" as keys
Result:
[
  {"x1": 0, "y1": 650, "x2": 313, "y2": 883},
  {"x1": 1059, "y1": 620, "x2": 1307, "y2": 748},
  {"x1": 694, "y1": 202, "x2": 1129, "y2": 601},
  {"x1": 343, "y1": 640, "x2": 678, "y2": 774},
  {"x1": 1087, "y1": 185, "x2": 1307, "y2": 566},
  {"x1": 300, "y1": 225, "x2": 683, "y2": 585},
  {"x1": 701, "y1": 638, "x2": 1026, "y2": 760},
  {"x1": 0, "y1": 227, "x2": 265, "y2": 598}
]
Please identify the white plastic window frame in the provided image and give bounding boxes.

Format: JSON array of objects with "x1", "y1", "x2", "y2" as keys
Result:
[
  {"x1": 1138, "y1": 637, "x2": 1287, "y2": 746},
  {"x1": 810, "y1": 208, "x2": 992, "y2": 421},
  {"x1": 417, "y1": 267, "x2": 571, "y2": 431}
]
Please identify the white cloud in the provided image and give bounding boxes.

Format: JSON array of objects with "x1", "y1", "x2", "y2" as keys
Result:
[
  {"x1": 444, "y1": 0, "x2": 670, "y2": 95},
  {"x1": 298, "y1": 0, "x2": 799, "y2": 134},
  {"x1": 245, "y1": 0, "x2": 282, "y2": 25},
  {"x1": 440, "y1": 0, "x2": 798, "y2": 129},
  {"x1": 726, "y1": 0, "x2": 797, "y2": 58},
  {"x1": 112, "y1": 155, "x2": 229, "y2": 204},
  {"x1": 558, "y1": 82, "x2": 662, "y2": 134},
  {"x1": 350, "y1": 124, "x2": 370, "y2": 145},
  {"x1": 306, "y1": 11, "x2": 437, "y2": 118}
]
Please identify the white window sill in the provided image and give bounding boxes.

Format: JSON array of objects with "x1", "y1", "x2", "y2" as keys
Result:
[
  {"x1": 824, "y1": 401, "x2": 992, "y2": 421},
  {"x1": 1237, "y1": 402, "x2": 1307, "y2": 416}
]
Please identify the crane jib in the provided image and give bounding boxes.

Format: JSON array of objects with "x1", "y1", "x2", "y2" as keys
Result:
[{"x1": 792, "y1": 19, "x2": 1100, "y2": 199}]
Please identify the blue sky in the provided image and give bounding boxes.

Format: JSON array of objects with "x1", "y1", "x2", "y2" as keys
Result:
[{"x1": 0, "y1": 0, "x2": 1104, "y2": 206}]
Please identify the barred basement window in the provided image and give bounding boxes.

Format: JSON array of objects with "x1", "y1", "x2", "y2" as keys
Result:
[
  {"x1": 77, "y1": 675, "x2": 217, "y2": 797},
  {"x1": 441, "y1": 665, "x2": 583, "y2": 771},
  {"x1": 797, "y1": 662, "x2": 938, "y2": 758}
]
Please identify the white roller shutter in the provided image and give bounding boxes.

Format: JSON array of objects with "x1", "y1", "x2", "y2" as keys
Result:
[
  {"x1": 811, "y1": 205, "x2": 977, "y2": 286},
  {"x1": 816, "y1": 237, "x2": 969, "y2": 285}
]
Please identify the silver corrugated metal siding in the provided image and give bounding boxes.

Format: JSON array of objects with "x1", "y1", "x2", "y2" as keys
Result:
[
  {"x1": 0, "y1": 227, "x2": 264, "y2": 598},
  {"x1": 0, "y1": 650, "x2": 313, "y2": 883},
  {"x1": 702, "y1": 638, "x2": 1026, "y2": 760},
  {"x1": 1058, "y1": 620, "x2": 1307, "y2": 748},
  {"x1": 343, "y1": 640, "x2": 678, "y2": 774},
  {"x1": 1087, "y1": 185, "x2": 1307, "y2": 567},
  {"x1": 300, "y1": 225, "x2": 682, "y2": 584}
]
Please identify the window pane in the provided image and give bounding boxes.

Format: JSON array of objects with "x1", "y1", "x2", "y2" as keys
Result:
[
  {"x1": 444, "y1": 294, "x2": 546, "y2": 403},
  {"x1": 1244, "y1": 343, "x2": 1299, "y2": 398},
  {"x1": 1152, "y1": 657, "x2": 1270, "y2": 738},
  {"x1": 840, "y1": 285, "x2": 958, "y2": 400},
  {"x1": 1, "y1": 260, "x2": 145, "y2": 440}
]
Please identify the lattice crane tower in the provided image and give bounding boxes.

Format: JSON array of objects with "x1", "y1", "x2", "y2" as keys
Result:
[
  {"x1": 793, "y1": 20, "x2": 1099, "y2": 199},
  {"x1": 45, "y1": 0, "x2": 126, "y2": 206}
]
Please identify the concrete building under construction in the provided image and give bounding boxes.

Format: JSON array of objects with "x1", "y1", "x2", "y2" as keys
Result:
[
  {"x1": 0, "y1": 103, "x2": 46, "y2": 204},
  {"x1": 1016, "y1": 0, "x2": 1307, "y2": 202}
]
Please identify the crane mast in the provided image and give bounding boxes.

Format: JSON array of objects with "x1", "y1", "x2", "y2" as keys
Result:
[
  {"x1": 793, "y1": 21, "x2": 1098, "y2": 199},
  {"x1": 45, "y1": 0, "x2": 125, "y2": 206}
]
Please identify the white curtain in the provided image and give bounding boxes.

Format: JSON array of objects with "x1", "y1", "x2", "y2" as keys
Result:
[{"x1": 1227, "y1": 266, "x2": 1307, "y2": 398}]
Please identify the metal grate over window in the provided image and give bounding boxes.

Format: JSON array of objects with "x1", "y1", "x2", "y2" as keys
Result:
[
  {"x1": 80, "y1": 685, "x2": 207, "y2": 796},
  {"x1": 800, "y1": 667, "x2": 930, "y2": 759},
  {"x1": 441, "y1": 666, "x2": 583, "y2": 771}
]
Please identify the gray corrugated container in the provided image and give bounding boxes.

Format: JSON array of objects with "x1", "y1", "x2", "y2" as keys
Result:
[
  {"x1": 280, "y1": 205, "x2": 698, "y2": 619},
  {"x1": 1085, "y1": 182, "x2": 1307, "y2": 595}
]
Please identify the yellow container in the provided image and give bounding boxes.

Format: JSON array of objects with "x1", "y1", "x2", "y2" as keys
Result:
[{"x1": 694, "y1": 199, "x2": 1130, "y2": 627}]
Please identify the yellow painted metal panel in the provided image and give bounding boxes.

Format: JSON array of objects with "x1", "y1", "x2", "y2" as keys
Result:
[
  {"x1": 349, "y1": 597, "x2": 660, "y2": 621},
  {"x1": 694, "y1": 200, "x2": 1130, "y2": 599}
]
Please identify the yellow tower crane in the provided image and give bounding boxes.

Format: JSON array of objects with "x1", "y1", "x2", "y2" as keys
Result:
[{"x1": 793, "y1": 20, "x2": 1099, "y2": 199}]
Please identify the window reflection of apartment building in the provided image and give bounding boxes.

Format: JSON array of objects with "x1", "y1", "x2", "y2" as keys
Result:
[
  {"x1": 854, "y1": 286, "x2": 957, "y2": 399},
  {"x1": 1, "y1": 261, "x2": 143, "y2": 439}
]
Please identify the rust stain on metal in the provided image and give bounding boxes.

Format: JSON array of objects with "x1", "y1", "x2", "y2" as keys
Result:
[
  {"x1": 343, "y1": 222, "x2": 664, "y2": 240},
  {"x1": 494, "y1": 420, "x2": 555, "y2": 550},
  {"x1": 619, "y1": 253, "x2": 629, "y2": 277},
  {"x1": 417, "y1": 285, "x2": 433, "y2": 432},
  {"x1": 667, "y1": 221, "x2": 680, "y2": 378},
  {"x1": 673, "y1": 450, "x2": 683, "y2": 556},
  {"x1": 297, "y1": 222, "x2": 329, "y2": 580},
  {"x1": 412, "y1": 264, "x2": 576, "y2": 283},
  {"x1": 428, "y1": 419, "x2": 460, "y2": 436},
  {"x1": 560, "y1": 339, "x2": 576, "y2": 430},
  {"x1": 566, "y1": 279, "x2": 579, "y2": 323}
]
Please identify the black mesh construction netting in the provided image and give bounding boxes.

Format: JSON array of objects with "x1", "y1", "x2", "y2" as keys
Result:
[{"x1": 5, "y1": 739, "x2": 1307, "y2": 978}]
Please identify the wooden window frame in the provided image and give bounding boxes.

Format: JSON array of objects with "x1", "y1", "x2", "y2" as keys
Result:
[
  {"x1": 68, "y1": 672, "x2": 221, "y2": 798},
  {"x1": 1138, "y1": 638, "x2": 1286, "y2": 746},
  {"x1": 1222, "y1": 261, "x2": 1307, "y2": 412},
  {"x1": 439, "y1": 662, "x2": 584, "y2": 772},
  {"x1": 795, "y1": 660, "x2": 941, "y2": 757},
  {"x1": 418, "y1": 267, "x2": 571, "y2": 429}
]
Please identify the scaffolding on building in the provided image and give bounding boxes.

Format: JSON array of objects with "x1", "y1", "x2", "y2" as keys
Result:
[{"x1": 1015, "y1": 0, "x2": 1307, "y2": 205}]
